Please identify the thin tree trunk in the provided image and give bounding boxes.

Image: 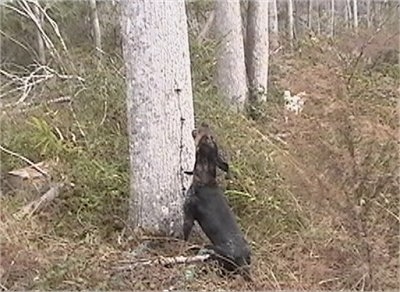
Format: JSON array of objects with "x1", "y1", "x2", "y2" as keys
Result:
[
  {"x1": 344, "y1": 0, "x2": 349, "y2": 27},
  {"x1": 346, "y1": 0, "x2": 352, "y2": 28},
  {"x1": 121, "y1": 0, "x2": 195, "y2": 237},
  {"x1": 317, "y1": 1, "x2": 321, "y2": 35},
  {"x1": 287, "y1": 0, "x2": 294, "y2": 47},
  {"x1": 293, "y1": 0, "x2": 300, "y2": 40},
  {"x1": 89, "y1": 0, "x2": 102, "y2": 59},
  {"x1": 270, "y1": 0, "x2": 279, "y2": 49},
  {"x1": 353, "y1": 0, "x2": 358, "y2": 33},
  {"x1": 366, "y1": 0, "x2": 371, "y2": 28},
  {"x1": 330, "y1": 0, "x2": 335, "y2": 37},
  {"x1": 308, "y1": 0, "x2": 313, "y2": 31},
  {"x1": 213, "y1": 0, "x2": 248, "y2": 111},
  {"x1": 33, "y1": 0, "x2": 45, "y2": 65},
  {"x1": 245, "y1": 0, "x2": 269, "y2": 103}
]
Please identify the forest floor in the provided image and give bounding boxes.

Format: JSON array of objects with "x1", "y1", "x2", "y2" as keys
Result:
[{"x1": 1, "y1": 28, "x2": 399, "y2": 290}]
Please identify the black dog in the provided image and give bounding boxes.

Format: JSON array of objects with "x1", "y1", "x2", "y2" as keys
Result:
[
  {"x1": 183, "y1": 123, "x2": 252, "y2": 281},
  {"x1": 183, "y1": 123, "x2": 229, "y2": 178}
]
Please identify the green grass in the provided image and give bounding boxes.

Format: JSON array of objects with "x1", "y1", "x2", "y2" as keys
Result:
[{"x1": 1, "y1": 28, "x2": 399, "y2": 290}]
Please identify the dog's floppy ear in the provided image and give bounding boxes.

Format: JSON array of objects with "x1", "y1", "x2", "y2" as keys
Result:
[{"x1": 216, "y1": 154, "x2": 229, "y2": 173}]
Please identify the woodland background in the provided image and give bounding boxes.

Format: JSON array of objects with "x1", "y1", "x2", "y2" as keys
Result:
[{"x1": 0, "y1": 0, "x2": 399, "y2": 290}]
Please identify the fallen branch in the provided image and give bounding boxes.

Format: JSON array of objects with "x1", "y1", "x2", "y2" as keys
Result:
[
  {"x1": 271, "y1": 45, "x2": 283, "y2": 56},
  {"x1": 114, "y1": 254, "x2": 211, "y2": 272},
  {"x1": 0, "y1": 145, "x2": 50, "y2": 178},
  {"x1": 16, "y1": 183, "x2": 63, "y2": 218},
  {"x1": 1, "y1": 96, "x2": 71, "y2": 112}
]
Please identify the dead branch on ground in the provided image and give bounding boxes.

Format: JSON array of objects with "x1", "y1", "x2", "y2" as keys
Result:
[
  {"x1": 114, "y1": 254, "x2": 211, "y2": 272},
  {"x1": 1, "y1": 96, "x2": 71, "y2": 115},
  {"x1": 16, "y1": 183, "x2": 64, "y2": 219},
  {"x1": 0, "y1": 145, "x2": 50, "y2": 178}
]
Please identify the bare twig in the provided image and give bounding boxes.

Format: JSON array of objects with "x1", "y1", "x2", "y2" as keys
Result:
[
  {"x1": 196, "y1": 10, "x2": 215, "y2": 43},
  {"x1": 0, "y1": 65, "x2": 84, "y2": 101},
  {"x1": 0, "y1": 282, "x2": 9, "y2": 291},
  {"x1": 16, "y1": 183, "x2": 64, "y2": 218},
  {"x1": 99, "y1": 100, "x2": 108, "y2": 126},
  {"x1": 28, "y1": 0, "x2": 69, "y2": 54},
  {"x1": 0, "y1": 29, "x2": 33, "y2": 55},
  {"x1": 0, "y1": 145, "x2": 50, "y2": 178},
  {"x1": 1, "y1": 96, "x2": 71, "y2": 111},
  {"x1": 1, "y1": 97, "x2": 71, "y2": 116},
  {"x1": 29, "y1": 0, "x2": 79, "y2": 74},
  {"x1": 32, "y1": 0, "x2": 46, "y2": 64},
  {"x1": 114, "y1": 254, "x2": 211, "y2": 271},
  {"x1": 271, "y1": 45, "x2": 283, "y2": 56},
  {"x1": 69, "y1": 88, "x2": 86, "y2": 138},
  {"x1": 346, "y1": 13, "x2": 394, "y2": 88},
  {"x1": 2, "y1": 1, "x2": 76, "y2": 72},
  {"x1": 3, "y1": 2, "x2": 57, "y2": 60}
]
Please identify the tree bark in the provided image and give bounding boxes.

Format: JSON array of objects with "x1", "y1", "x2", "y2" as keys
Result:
[
  {"x1": 120, "y1": 0, "x2": 195, "y2": 237},
  {"x1": 346, "y1": 0, "x2": 353, "y2": 28},
  {"x1": 269, "y1": 0, "x2": 279, "y2": 49},
  {"x1": 353, "y1": 0, "x2": 358, "y2": 33},
  {"x1": 308, "y1": 0, "x2": 313, "y2": 31},
  {"x1": 245, "y1": 0, "x2": 269, "y2": 103},
  {"x1": 287, "y1": 0, "x2": 294, "y2": 47},
  {"x1": 213, "y1": 0, "x2": 248, "y2": 111},
  {"x1": 89, "y1": 0, "x2": 102, "y2": 59},
  {"x1": 317, "y1": 1, "x2": 321, "y2": 35},
  {"x1": 366, "y1": 0, "x2": 371, "y2": 28},
  {"x1": 330, "y1": 0, "x2": 335, "y2": 37}
]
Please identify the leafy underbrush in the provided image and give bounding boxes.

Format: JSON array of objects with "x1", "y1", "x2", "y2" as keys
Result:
[{"x1": 1, "y1": 55, "x2": 129, "y2": 239}]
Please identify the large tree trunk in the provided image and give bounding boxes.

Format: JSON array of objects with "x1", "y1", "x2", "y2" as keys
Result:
[
  {"x1": 120, "y1": 0, "x2": 195, "y2": 237},
  {"x1": 89, "y1": 0, "x2": 102, "y2": 59},
  {"x1": 269, "y1": 0, "x2": 279, "y2": 49},
  {"x1": 245, "y1": 0, "x2": 269, "y2": 103},
  {"x1": 287, "y1": 0, "x2": 294, "y2": 47},
  {"x1": 213, "y1": 0, "x2": 248, "y2": 111}
]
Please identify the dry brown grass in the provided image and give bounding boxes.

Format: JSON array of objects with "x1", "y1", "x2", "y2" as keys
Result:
[
  {"x1": 256, "y1": 28, "x2": 399, "y2": 290},
  {"x1": 1, "y1": 27, "x2": 399, "y2": 290}
]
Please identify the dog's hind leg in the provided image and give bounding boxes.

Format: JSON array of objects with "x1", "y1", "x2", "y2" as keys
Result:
[{"x1": 183, "y1": 200, "x2": 195, "y2": 241}]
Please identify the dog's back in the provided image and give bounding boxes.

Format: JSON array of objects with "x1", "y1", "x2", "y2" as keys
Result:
[{"x1": 191, "y1": 186, "x2": 251, "y2": 269}]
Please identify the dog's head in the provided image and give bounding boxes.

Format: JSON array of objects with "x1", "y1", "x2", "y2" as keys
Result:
[{"x1": 191, "y1": 122, "x2": 229, "y2": 173}]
